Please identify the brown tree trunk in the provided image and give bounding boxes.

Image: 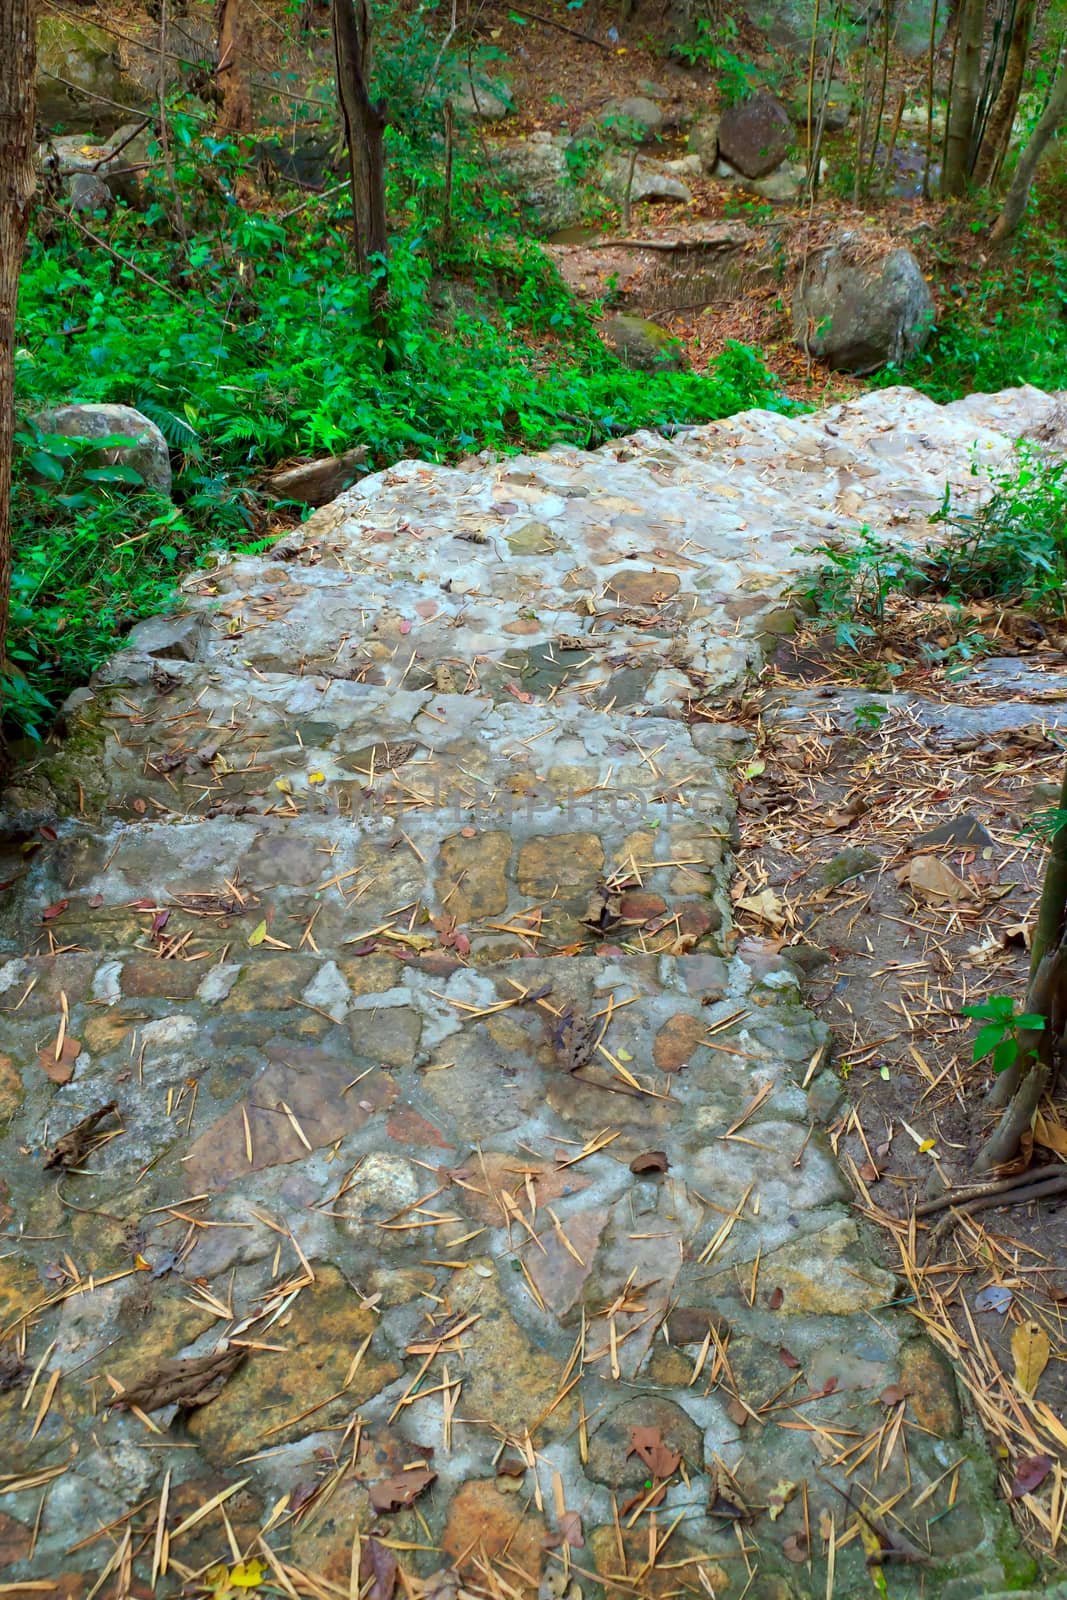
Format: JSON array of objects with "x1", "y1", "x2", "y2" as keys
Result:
[
  {"x1": 974, "y1": 0, "x2": 1035, "y2": 186},
  {"x1": 990, "y1": 62, "x2": 1067, "y2": 241},
  {"x1": 942, "y1": 0, "x2": 985, "y2": 194},
  {"x1": 331, "y1": 0, "x2": 388, "y2": 284},
  {"x1": 0, "y1": 0, "x2": 37, "y2": 707},
  {"x1": 215, "y1": 0, "x2": 253, "y2": 136}
]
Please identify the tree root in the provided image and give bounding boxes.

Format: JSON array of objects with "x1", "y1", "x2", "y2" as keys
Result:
[
  {"x1": 973, "y1": 1063, "x2": 1049, "y2": 1175},
  {"x1": 917, "y1": 1166, "x2": 1067, "y2": 1218}
]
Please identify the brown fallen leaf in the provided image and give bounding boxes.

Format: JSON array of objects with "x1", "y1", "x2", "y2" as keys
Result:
[
  {"x1": 725, "y1": 1398, "x2": 749, "y2": 1428},
  {"x1": 543, "y1": 1510, "x2": 584, "y2": 1549},
  {"x1": 369, "y1": 1467, "x2": 436, "y2": 1512},
  {"x1": 734, "y1": 888, "x2": 787, "y2": 929},
  {"x1": 41, "y1": 899, "x2": 70, "y2": 922},
  {"x1": 767, "y1": 1286, "x2": 784, "y2": 1311},
  {"x1": 360, "y1": 1537, "x2": 398, "y2": 1600},
  {"x1": 627, "y1": 1425, "x2": 681, "y2": 1479},
  {"x1": 826, "y1": 798, "x2": 868, "y2": 831},
  {"x1": 782, "y1": 1533, "x2": 808, "y2": 1563},
  {"x1": 44, "y1": 1102, "x2": 119, "y2": 1170},
  {"x1": 629, "y1": 1150, "x2": 669, "y2": 1175},
  {"x1": 878, "y1": 1385, "x2": 908, "y2": 1407},
  {"x1": 1034, "y1": 1111, "x2": 1067, "y2": 1159},
  {"x1": 1009, "y1": 1453, "x2": 1053, "y2": 1500},
  {"x1": 38, "y1": 1036, "x2": 81, "y2": 1086},
  {"x1": 581, "y1": 882, "x2": 623, "y2": 934},
  {"x1": 778, "y1": 1346, "x2": 801, "y2": 1369},
  {"x1": 1011, "y1": 1320, "x2": 1050, "y2": 1396},
  {"x1": 114, "y1": 1346, "x2": 246, "y2": 1412},
  {"x1": 620, "y1": 1482, "x2": 666, "y2": 1516},
  {"x1": 896, "y1": 855, "x2": 977, "y2": 905}
]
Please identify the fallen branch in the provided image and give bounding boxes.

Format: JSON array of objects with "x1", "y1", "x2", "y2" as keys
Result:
[
  {"x1": 494, "y1": 2, "x2": 610, "y2": 49},
  {"x1": 917, "y1": 1167, "x2": 1067, "y2": 1219}
]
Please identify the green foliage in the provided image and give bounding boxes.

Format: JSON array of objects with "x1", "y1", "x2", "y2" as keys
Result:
[
  {"x1": 10, "y1": 94, "x2": 781, "y2": 738},
  {"x1": 961, "y1": 995, "x2": 1045, "y2": 1076},
  {"x1": 880, "y1": 224, "x2": 1067, "y2": 401},
  {"x1": 671, "y1": 18, "x2": 759, "y2": 106},
  {"x1": 927, "y1": 447, "x2": 1067, "y2": 608},
  {"x1": 805, "y1": 527, "x2": 924, "y2": 647}
]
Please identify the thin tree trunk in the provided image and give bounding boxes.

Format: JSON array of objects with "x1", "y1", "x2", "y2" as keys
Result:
[
  {"x1": 943, "y1": 0, "x2": 985, "y2": 195},
  {"x1": 974, "y1": 0, "x2": 1034, "y2": 185},
  {"x1": 331, "y1": 0, "x2": 388, "y2": 285},
  {"x1": 990, "y1": 60, "x2": 1067, "y2": 240},
  {"x1": 0, "y1": 0, "x2": 37, "y2": 718},
  {"x1": 215, "y1": 0, "x2": 253, "y2": 136}
]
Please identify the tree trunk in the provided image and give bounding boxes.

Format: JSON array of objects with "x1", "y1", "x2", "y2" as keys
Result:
[
  {"x1": 942, "y1": 0, "x2": 985, "y2": 195},
  {"x1": 0, "y1": 0, "x2": 37, "y2": 715},
  {"x1": 974, "y1": 0, "x2": 1035, "y2": 186},
  {"x1": 331, "y1": 0, "x2": 388, "y2": 283},
  {"x1": 990, "y1": 62, "x2": 1067, "y2": 241},
  {"x1": 215, "y1": 0, "x2": 253, "y2": 136}
]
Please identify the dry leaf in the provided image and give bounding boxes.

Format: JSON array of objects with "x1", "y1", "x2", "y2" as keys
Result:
[
  {"x1": 778, "y1": 1346, "x2": 801, "y2": 1369},
  {"x1": 627, "y1": 1425, "x2": 681, "y2": 1478},
  {"x1": 369, "y1": 1467, "x2": 436, "y2": 1512},
  {"x1": 629, "y1": 1150, "x2": 669, "y2": 1175},
  {"x1": 897, "y1": 855, "x2": 976, "y2": 905},
  {"x1": 767, "y1": 1286, "x2": 784, "y2": 1311},
  {"x1": 44, "y1": 1102, "x2": 119, "y2": 1170},
  {"x1": 782, "y1": 1533, "x2": 808, "y2": 1563},
  {"x1": 734, "y1": 888, "x2": 787, "y2": 929},
  {"x1": 360, "y1": 1537, "x2": 398, "y2": 1600},
  {"x1": 41, "y1": 898, "x2": 70, "y2": 922},
  {"x1": 248, "y1": 920, "x2": 268, "y2": 947},
  {"x1": 543, "y1": 1510, "x2": 584, "y2": 1549},
  {"x1": 38, "y1": 1036, "x2": 81, "y2": 1086},
  {"x1": 726, "y1": 1398, "x2": 749, "y2": 1427},
  {"x1": 767, "y1": 1479, "x2": 797, "y2": 1521},
  {"x1": 878, "y1": 1384, "x2": 907, "y2": 1407},
  {"x1": 1011, "y1": 1320, "x2": 1050, "y2": 1396},
  {"x1": 1034, "y1": 1111, "x2": 1067, "y2": 1159},
  {"x1": 1009, "y1": 1453, "x2": 1052, "y2": 1499},
  {"x1": 115, "y1": 1346, "x2": 246, "y2": 1411}
]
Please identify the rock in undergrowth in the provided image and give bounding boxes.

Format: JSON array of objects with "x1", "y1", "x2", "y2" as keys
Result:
[
  {"x1": 598, "y1": 152, "x2": 692, "y2": 206},
  {"x1": 451, "y1": 73, "x2": 512, "y2": 121},
  {"x1": 793, "y1": 234, "x2": 936, "y2": 373},
  {"x1": 268, "y1": 446, "x2": 368, "y2": 506},
  {"x1": 599, "y1": 314, "x2": 688, "y2": 372},
  {"x1": 36, "y1": 17, "x2": 150, "y2": 135},
  {"x1": 489, "y1": 134, "x2": 583, "y2": 235},
  {"x1": 28, "y1": 402, "x2": 172, "y2": 496},
  {"x1": 687, "y1": 115, "x2": 721, "y2": 173},
  {"x1": 718, "y1": 92, "x2": 793, "y2": 178},
  {"x1": 42, "y1": 124, "x2": 151, "y2": 207},
  {"x1": 600, "y1": 95, "x2": 664, "y2": 142}
]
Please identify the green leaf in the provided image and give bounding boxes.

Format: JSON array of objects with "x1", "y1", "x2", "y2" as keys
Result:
[
  {"x1": 83, "y1": 464, "x2": 146, "y2": 485},
  {"x1": 962, "y1": 996, "x2": 1016, "y2": 1022},
  {"x1": 27, "y1": 451, "x2": 65, "y2": 482},
  {"x1": 1015, "y1": 1013, "x2": 1047, "y2": 1032},
  {"x1": 973, "y1": 1022, "x2": 1007, "y2": 1063},
  {"x1": 992, "y1": 1036, "x2": 1020, "y2": 1074}
]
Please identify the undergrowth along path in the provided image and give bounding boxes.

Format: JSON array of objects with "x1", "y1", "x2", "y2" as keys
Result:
[{"x1": 0, "y1": 384, "x2": 1064, "y2": 1596}]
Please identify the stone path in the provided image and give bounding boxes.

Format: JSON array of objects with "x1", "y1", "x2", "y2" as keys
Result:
[{"x1": 1, "y1": 384, "x2": 1063, "y2": 1598}]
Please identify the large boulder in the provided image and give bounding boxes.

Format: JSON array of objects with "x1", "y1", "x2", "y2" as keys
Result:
[
  {"x1": 36, "y1": 17, "x2": 150, "y2": 135},
  {"x1": 599, "y1": 314, "x2": 688, "y2": 373},
  {"x1": 599, "y1": 153, "x2": 692, "y2": 206},
  {"x1": 718, "y1": 94, "x2": 792, "y2": 178},
  {"x1": 28, "y1": 403, "x2": 172, "y2": 496},
  {"x1": 490, "y1": 134, "x2": 583, "y2": 236},
  {"x1": 451, "y1": 74, "x2": 513, "y2": 122},
  {"x1": 792, "y1": 236, "x2": 935, "y2": 373},
  {"x1": 41, "y1": 124, "x2": 152, "y2": 208}
]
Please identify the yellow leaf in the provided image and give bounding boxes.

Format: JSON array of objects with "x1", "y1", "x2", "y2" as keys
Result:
[
  {"x1": 226, "y1": 616, "x2": 244, "y2": 635},
  {"x1": 206, "y1": 1565, "x2": 233, "y2": 1597},
  {"x1": 308, "y1": 771, "x2": 326, "y2": 785},
  {"x1": 248, "y1": 920, "x2": 268, "y2": 947},
  {"x1": 230, "y1": 1560, "x2": 266, "y2": 1589},
  {"x1": 378, "y1": 929, "x2": 434, "y2": 952},
  {"x1": 1011, "y1": 1320, "x2": 1050, "y2": 1396},
  {"x1": 918, "y1": 1138, "x2": 937, "y2": 1153},
  {"x1": 134, "y1": 1253, "x2": 151, "y2": 1271},
  {"x1": 767, "y1": 1479, "x2": 797, "y2": 1521},
  {"x1": 274, "y1": 777, "x2": 292, "y2": 794},
  {"x1": 856, "y1": 1515, "x2": 889, "y2": 1597}
]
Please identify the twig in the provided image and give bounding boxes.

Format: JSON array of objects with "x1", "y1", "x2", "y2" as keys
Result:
[{"x1": 493, "y1": 2, "x2": 610, "y2": 49}]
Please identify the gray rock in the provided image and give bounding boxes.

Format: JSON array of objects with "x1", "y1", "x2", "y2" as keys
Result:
[
  {"x1": 489, "y1": 134, "x2": 583, "y2": 235},
  {"x1": 718, "y1": 93, "x2": 793, "y2": 178},
  {"x1": 793, "y1": 235, "x2": 936, "y2": 374},
  {"x1": 601, "y1": 95, "x2": 664, "y2": 143},
  {"x1": 268, "y1": 445, "x2": 368, "y2": 506},
  {"x1": 29, "y1": 402, "x2": 172, "y2": 495},
  {"x1": 599, "y1": 314, "x2": 688, "y2": 373},
  {"x1": 452, "y1": 75, "x2": 512, "y2": 122},
  {"x1": 687, "y1": 115, "x2": 720, "y2": 173},
  {"x1": 123, "y1": 614, "x2": 209, "y2": 662},
  {"x1": 746, "y1": 158, "x2": 807, "y2": 202},
  {"x1": 585, "y1": 1394, "x2": 704, "y2": 1487},
  {"x1": 42, "y1": 124, "x2": 152, "y2": 207},
  {"x1": 913, "y1": 813, "x2": 994, "y2": 850},
  {"x1": 599, "y1": 153, "x2": 692, "y2": 205},
  {"x1": 820, "y1": 846, "x2": 880, "y2": 889},
  {"x1": 792, "y1": 80, "x2": 853, "y2": 132},
  {"x1": 66, "y1": 171, "x2": 112, "y2": 214},
  {"x1": 36, "y1": 17, "x2": 150, "y2": 135}
]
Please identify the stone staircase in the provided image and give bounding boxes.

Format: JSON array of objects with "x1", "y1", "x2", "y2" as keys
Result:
[{"x1": 0, "y1": 383, "x2": 1062, "y2": 1595}]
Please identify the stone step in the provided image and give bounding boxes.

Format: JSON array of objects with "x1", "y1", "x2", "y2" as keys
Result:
[{"x1": 3, "y1": 770, "x2": 742, "y2": 961}]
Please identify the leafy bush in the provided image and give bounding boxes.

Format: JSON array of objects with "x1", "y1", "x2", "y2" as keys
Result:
[{"x1": 927, "y1": 446, "x2": 1067, "y2": 607}]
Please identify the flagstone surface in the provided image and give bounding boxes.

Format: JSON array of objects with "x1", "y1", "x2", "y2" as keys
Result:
[{"x1": 1, "y1": 384, "x2": 1063, "y2": 1596}]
